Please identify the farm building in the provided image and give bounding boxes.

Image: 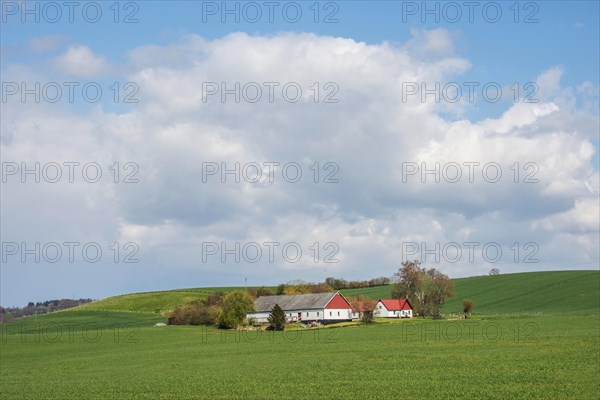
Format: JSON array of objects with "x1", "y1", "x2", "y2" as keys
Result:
[
  {"x1": 376, "y1": 299, "x2": 413, "y2": 318},
  {"x1": 247, "y1": 291, "x2": 353, "y2": 324}
]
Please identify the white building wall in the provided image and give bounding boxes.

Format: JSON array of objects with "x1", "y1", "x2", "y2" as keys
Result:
[{"x1": 323, "y1": 308, "x2": 352, "y2": 320}]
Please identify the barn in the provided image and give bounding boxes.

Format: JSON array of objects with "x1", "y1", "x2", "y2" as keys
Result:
[
  {"x1": 247, "y1": 291, "x2": 353, "y2": 324},
  {"x1": 376, "y1": 299, "x2": 413, "y2": 318}
]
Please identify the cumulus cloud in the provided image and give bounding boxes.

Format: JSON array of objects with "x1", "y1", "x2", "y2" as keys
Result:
[
  {"x1": 2, "y1": 31, "x2": 598, "y2": 304},
  {"x1": 53, "y1": 45, "x2": 110, "y2": 77}
]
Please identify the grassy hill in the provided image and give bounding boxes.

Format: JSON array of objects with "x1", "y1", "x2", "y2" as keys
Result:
[
  {"x1": 76, "y1": 287, "x2": 248, "y2": 313},
  {"x1": 443, "y1": 270, "x2": 600, "y2": 315},
  {"x1": 73, "y1": 270, "x2": 599, "y2": 316}
]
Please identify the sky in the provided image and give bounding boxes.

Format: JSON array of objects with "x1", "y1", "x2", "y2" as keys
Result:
[{"x1": 1, "y1": 1, "x2": 599, "y2": 306}]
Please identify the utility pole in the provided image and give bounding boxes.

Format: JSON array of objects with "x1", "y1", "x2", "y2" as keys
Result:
[{"x1": 244, "y1": 277, "x2": 247, "y2": 293}]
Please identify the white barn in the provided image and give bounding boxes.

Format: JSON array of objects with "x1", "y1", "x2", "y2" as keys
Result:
[{"x1": 247, "y1": 292, "x2": 353, "y2": 324}]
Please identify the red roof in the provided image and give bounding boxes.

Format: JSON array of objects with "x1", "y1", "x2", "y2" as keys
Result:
[
  {"x1": 379, "y1": 299, "x2": 412, "y2": 311},
  {"x1": 324, "y1": 292, "x2": 352, "y2": 309}
]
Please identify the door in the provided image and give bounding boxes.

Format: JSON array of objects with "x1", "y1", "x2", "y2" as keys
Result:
[{"x1": 298, "y1": 312, "x2": 302, "y2": 321}]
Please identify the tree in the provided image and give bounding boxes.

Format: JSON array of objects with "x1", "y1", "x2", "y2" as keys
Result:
[
  {"x1": 463, "y1": 299, "x2": 473, "y2": 319},
  {"x1": 256, "y1": 286, "x2": 274, "y2": 297},
  {"x1": 424, "y1": 268, "x2": 455, "y2": 319},
  {"x1": 218, "y1": 291, "x2": 255, "y2": 329},
  {"x1": 349, "y1": 295, "x2": 378, "y2": 323},
  {"x1": 309, "y1": 283, "x2": 334, "y2": 293},
  {"x1": 489, "y1": 268, "x2": 500, "y2": 276},
  {"x1": 267, "y1": 304, "x2": 286, "y2": 331},
  {"x1": 325, "y1": 277, "x2": 348, "y2": 290},
  {"x1": 393, "y1": 261, "x2": 454, "y2": 318},
  {"x1": 392, "y1": 260, "x2": 428, "y2": 316},
  {"x1": 276, "y1": 284, "x2": 286, "y2": 295},
  {"x1": 284, "y1": 285, "x2": 311, "y2": 295}
]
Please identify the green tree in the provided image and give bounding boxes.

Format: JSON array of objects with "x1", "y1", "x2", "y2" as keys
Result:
[
  {"x1": 218, "y1": 291, "x2": 255, "y2": 329},
  {"x1": 267, "y1": 304, "x2": 286, "y2": 331},
  {"x1": 256, "y1": 286, "x2": 274, "y2": 297},
  {"x1": 276, "y1": 284, "x2": 286, "y2": 295}
]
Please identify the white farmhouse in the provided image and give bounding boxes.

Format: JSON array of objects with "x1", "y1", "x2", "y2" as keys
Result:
[
  {"x1": 247, "y1": 291, "x2": 353, "y2": 324},
  {"x1": 375, "y1": 299, "x2": 413, "y2": 318}
]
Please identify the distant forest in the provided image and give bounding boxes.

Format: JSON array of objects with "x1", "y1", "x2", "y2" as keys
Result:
[{"x1": 0, "y1": 298, "x2": 94, "y2": 322}]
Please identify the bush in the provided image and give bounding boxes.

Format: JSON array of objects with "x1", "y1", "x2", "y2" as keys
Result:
[
  {"x1": 256, "y1": 286, "x2": 274, "y2": 297},
  {"x1": 218, "y1": 291, "x2": 255, "y2": 329},
  {"x1": 218, "y1": 309, "x2": 239, "y2": 329},
  {"x1": 463, "y1": 299, "x2": 473, "y2": 318}
]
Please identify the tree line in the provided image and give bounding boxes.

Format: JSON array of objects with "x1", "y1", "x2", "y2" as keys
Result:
[{"x1": 0, "y1": 298, "x2": 94, "y2": 322}]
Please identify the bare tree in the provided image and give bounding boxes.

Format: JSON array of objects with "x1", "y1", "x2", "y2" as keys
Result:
[
  {"x1": 392, "y1": 260, "x2": 428, "y2": 316},
  {"x1": 393, "y1": 261, "x2": 454, "y2": 318},
  {"x1": 349, "y1": 295, "x2": 378, "y2": 323},
  {"x1": 424, "y1": 268, "x2": 455, "y2": 319}
]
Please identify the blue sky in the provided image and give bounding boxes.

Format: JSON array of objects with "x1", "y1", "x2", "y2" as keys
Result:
[{"x1": 1, "y1": 1, "x2": 599, "y2": 306}]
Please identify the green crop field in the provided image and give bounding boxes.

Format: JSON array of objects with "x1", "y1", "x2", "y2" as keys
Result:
[
  {"x1": 1, "y1": 271, "x2": 599, "y2": 399},
  {"x1": 1, "y1": 313, "x2": 598, "y2": 399}
]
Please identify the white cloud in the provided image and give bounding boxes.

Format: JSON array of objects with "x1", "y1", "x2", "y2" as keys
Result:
[
  {"x1": 2, "y1": 31, "x2": 598, "y2": 304},
  {"x1": 533, "y1": 197, "x2": 600, "y2": 233},
  {"x1": 404, "y1": 28, "x2": 458, "y2": 58},
  {"x1": 53, "y1": 45, "x2": 110, "y2": 77}
]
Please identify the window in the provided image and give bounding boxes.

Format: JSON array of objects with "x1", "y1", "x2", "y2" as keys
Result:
[
  {"x1": 317, "y1": 312, "x2": 319, "y2": 316},
  {"x1": 337, "y1": 311, "x2": 340, "y2": 316},
  {"x1": 329, "y1": 311, "x2": 332, "y2": 316},
  {"x1": 306, "y1": 312, "x2": 309, "y2": 317}
]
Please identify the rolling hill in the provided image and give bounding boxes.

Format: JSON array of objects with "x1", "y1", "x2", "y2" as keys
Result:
[{"x1": 73, "y1": 270, "x2": 599, "y2": 316}]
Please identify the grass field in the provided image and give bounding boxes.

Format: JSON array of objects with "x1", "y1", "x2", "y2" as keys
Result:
[
  {"x1": 1, "y1": 313, "x2": 598, "y2": 399},
  {"x1": 1, "y1": 270, "x2": 598, "y2": 399}
]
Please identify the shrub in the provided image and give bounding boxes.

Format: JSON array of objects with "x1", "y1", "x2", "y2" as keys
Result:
[{"x1": 218, "y1": 291, "x2": 255, "y2": 329}]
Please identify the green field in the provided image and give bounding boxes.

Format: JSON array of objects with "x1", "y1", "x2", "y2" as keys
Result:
[
  {"x1": 442, "y1": 270, "x2": 600, "y2": 315},
  {"x1": 1, "y1": 271, "x2": 599, "y2": 399},
  {"x1": 77, "y1": 270, "x2": 600, "y2": 316}
]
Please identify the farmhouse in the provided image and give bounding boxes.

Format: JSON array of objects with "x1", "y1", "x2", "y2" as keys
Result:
[
  {"x1": 247, "y1": 291, "x2": 353, "y2": 324},
  {"x1": 376, "y1": 299, "x2": 413, "y2": 318}
]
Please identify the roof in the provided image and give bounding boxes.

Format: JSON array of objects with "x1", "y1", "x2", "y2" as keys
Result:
[
  {"x1": 379, "y1": 299, "x2": 412, "y2": 311},
  {"x1": 252, "y1": 292, "x2": 341, "y2": 312}
]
